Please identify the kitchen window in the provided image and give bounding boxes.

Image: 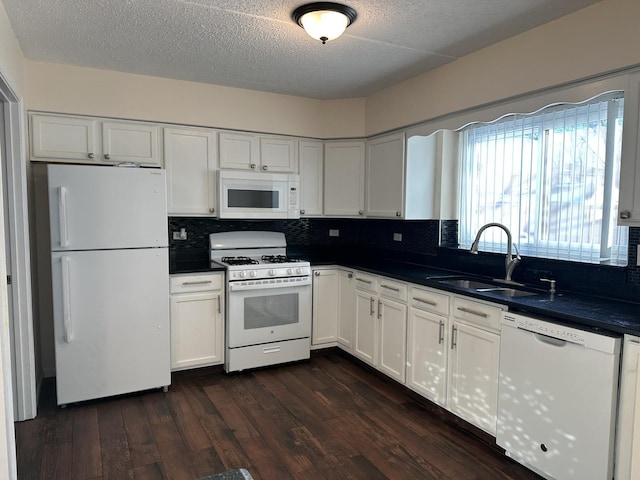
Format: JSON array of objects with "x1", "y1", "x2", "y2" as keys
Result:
[{"x1": 458, "y1": 92, "x2": 628, "y2": 266}]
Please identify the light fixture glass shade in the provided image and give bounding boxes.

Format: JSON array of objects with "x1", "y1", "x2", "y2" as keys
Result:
[{"x1": 299, "y1": 10, "x2": 349, "y2": 44}]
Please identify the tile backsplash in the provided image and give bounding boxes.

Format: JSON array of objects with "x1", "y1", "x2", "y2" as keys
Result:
[{"x1": 168, "y1": 217, "x2": 640, "y2": 301}]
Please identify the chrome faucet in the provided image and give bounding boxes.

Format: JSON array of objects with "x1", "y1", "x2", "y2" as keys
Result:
[{"x1": 470, "y1": 222, "x2": 523, "y2": 285}]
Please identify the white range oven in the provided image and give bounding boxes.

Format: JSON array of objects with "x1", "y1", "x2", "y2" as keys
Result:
[{"x1": 210, "y1": 231, "x2": 311, "y2": 372}]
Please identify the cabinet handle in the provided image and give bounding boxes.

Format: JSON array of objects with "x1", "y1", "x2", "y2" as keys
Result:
[
  {"x1": 620, "y1": 210, "x2": 631, "y2": 220},
  {"x1": 104, "y1": 153, "x2": 111, "y2": 160},
  {"x1": 263, "y1": 346, "x2": 281, "y2": 354},
  {"x1": 217, "y1": 296, "x2": 221, "y2": 314},
  {"x1": 396, "y1": 211, "x2": 401, "y2": 217},
  {"x1": 370, "y1": 297, "x2": 375, "y2": 316},
  {"x1": 438, "y1": 320, "x2": 444, "y2": 345},
  {"x1": 61, "y1": 256, "x2": 72, "y2": 343},
  {"x1": 457, "y1": 306, "x2": 488, "y2": 318},
  {"x1": 250, "y1": 163, "x2": 256, "y2": 169},
  {"x1": 182, "y1": 280, "x2": 213, "y2": 286},
  {"x1": 377, "y1": 300, "x2": 382, "y2": 319},
  {"x1": 356, "y1": 277, "x2": 372, "y2": 284},
  {"x1": 209, "y1": 207, "x2": 215, "y2": 213},
  {"x1": 88, "y1": 153, "x2": 95, "y2": 159},
  {"x1": 58, "y1": 187, "x2": 69, "y2": 248},
  {"x1": 348, "y1": 273, "x2": 353, "y2": 279},
  {"x1": 358, "y1": 210, "x2": 364, "y2": 215},
  {"x1": 413, "y1": 297, "x2": 437, "y2": 307},
  {"x1": 300, "y1": 209, "x2": 305, "y2": 214},
  {"x1": 262, "y1": 165, "x2": 268, "y2": 171},
  {"x1": 451, "y1": 326, "x2": 457, "y2": 349},
  {"x1": 314, "y1": 271, "x2": 320, "y2": 276},
  {"x1": 381, "y1": 284, "x2": 400, "y2": 292}
]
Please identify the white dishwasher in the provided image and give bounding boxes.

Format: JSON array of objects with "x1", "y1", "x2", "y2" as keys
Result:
[{"x1": 497, "y1": 311, "x2": 620, "y2": 480}]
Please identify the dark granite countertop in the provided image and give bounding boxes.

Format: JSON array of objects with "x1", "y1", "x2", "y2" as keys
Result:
[
  {"x1": 169, "y1": 250, "x2": 225, "y2": 275},
  {"x1": 297, "y1": 255, "x2": 640, "y2": 336}
]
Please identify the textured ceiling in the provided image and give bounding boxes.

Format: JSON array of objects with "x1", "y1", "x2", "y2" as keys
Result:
[{"x1": 2, "y1": 0, "x2": 601, "y2": 99}]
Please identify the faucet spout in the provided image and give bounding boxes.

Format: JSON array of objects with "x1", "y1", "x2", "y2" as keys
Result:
[{"x1": 469, "y1": 222, "x2": 522, "y2": 284}]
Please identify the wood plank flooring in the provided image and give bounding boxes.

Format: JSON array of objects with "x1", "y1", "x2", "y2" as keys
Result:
[{"x1": 15, "y1": 351, "x2": 543, "y2": 480}]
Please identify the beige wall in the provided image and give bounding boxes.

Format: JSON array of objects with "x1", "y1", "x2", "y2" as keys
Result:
[
  {"x1": 25, "y1": 61, "x2": 366, "y2": 139},
  {"x1": 365, "y1": 0, "x2": 640, "y2": 136},
  {"x1": 0, "y1": 0, "x2": 24, "y2": 96}
]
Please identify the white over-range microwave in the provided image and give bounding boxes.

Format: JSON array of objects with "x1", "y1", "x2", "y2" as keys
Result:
[{"x1": 217, "y1": 170, "x2": 300, "y2": 219}]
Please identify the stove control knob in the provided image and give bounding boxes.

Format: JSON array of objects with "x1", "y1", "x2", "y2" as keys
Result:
[
  {"x1": 239, "y1": 271, "x2": 246, "y2": 278},
  {"x1": 269, "y1": 269, "x2": 276, "y2": 276},
  {"x1": 296, "y1": 267, "x2": 304, "y2": 275},
  {"x1": 287, "y1": 268, "x2": 293, "y2": 275},
  {"x1": 249, "y1": 270, "x2": 257, "y2": 278}
]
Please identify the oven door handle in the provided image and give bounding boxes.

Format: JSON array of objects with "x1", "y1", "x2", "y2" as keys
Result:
[{"x1": 228, "y1": 277, "x2": 312, "y2": 291}]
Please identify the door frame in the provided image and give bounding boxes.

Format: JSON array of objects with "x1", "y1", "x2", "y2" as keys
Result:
[{"x1": 0, "y1": 68, "x2": 36, "y2": 423}]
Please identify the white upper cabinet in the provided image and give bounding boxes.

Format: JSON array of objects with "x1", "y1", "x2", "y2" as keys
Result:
[
  {"x1": 366, "y1": 132, "x2": 405, "y2": 218},
  {"x1": 324, "y1": 140, "x2": 366, "y2": 217},
  {"x1": 30, "y1": 113, "x2": 163, "y2": 167},
  {"x1": 619, "y1": 72, "x2": 640, "y2": 225},
  {"x1": 164, "y1": 127, "x2": 218, "y2": 216},
  {"x1": 219, "y1": 132, "x2": 297, "y2": 172},
  {"x1": 298, "y1": 140, "x2": 324, "y2": 216}
]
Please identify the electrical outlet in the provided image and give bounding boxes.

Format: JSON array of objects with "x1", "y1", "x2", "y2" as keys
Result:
[
  {"x1": 329, "y1": 229, "x2": 340, "y2": 237},
  {"x1": 393, "y1": 233, "x2": 402, "y2": 241},
  {"x1": 172, "y1": 228, "x2": 187, "y2": 240}
]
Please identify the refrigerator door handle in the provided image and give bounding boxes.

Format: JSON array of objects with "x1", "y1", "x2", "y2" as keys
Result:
[
  {"x1": 58, "y1": 186, "x2": 69, "y2": 248},
  {"x1": 61, "y1": 256, "x2": 72, "y2": 342}
]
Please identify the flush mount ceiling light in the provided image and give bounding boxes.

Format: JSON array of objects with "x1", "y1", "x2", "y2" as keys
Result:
[{"x1": 292, "y1": 2, "x2": 357, "y2": 44}]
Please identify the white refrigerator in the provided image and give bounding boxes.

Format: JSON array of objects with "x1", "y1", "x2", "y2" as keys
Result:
[{"x1": 47, "y1": 164, "x2": 170, "y2": 405}]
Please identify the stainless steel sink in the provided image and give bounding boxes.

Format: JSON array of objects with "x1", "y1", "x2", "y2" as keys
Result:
[{"x1": 433, "y1": 277, "x2": 539, "y2": 297}]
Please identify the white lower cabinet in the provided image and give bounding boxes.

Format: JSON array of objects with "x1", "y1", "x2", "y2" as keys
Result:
[
  {"x1": 616, "y1": 335, "x2": 640, "y2": 479},
  {"x1": 169, "y1": 272, "x2": 224, "y2": 370},
  {"x1": 312, "y1": 268, "x2": 340, "y2": 346},
  {"x1": 406, "y1": 286, "x2": 450, "y2": 406},
  {"x1": 447, "y1": 296, "x2": 503, "y2": 436},
  {"x1": 337, "y1": 270, "x2": 356, "y2": 351},
  {"x1": 378, "y1": 296, "x2": 407, "y2": 382}
]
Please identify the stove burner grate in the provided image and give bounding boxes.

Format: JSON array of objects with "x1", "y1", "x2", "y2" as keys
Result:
[
  {"x1": 221, "y1": 256, "x2": 259, "y2": 266},
  {"x1": 261, "y1": 255, "x2": 300, "y2": 264}
]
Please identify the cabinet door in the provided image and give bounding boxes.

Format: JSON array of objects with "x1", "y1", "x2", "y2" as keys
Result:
[
  {"x1": 312, "y1": 269, "x2": 339, "y2": 345},
  {"x1": 299, "y1": 140, "x2": 324, "y2": 216},
  {"x1": 616, "y1": 336, "x2": 640, "y2": 479},
  {"x1": 260, "y1": 136, "x2": 297, "y2": 172},
  {"x1": 366, "y1": 132, "x2": 405, "y2": 218},
  {"x1": 101, "y1": 121, "x2": 162, "y2": 166},
  {"x1": 170, "y1": 291, "x2": 223, "y2": 370},
  {"x1": 378, "y1": 297, "x2": 407, "y2": 383},
  {"x1": 354, "y1": 290, "x2": 377, "y2": 366},
  {"x1": 337, "y1": 270, "x2": 355, "y2": 351},
  {"x1": 448, "y1": 321, "x2": 500, "y2": 435},
  {"x1": 219, "y1": 132, "x2": 260, "y2": 170},
  {"x1": 619, "y1": 72, "x2": 640, "y2": 225},
  {"x1": 165, "y1": 127, "x2": 218, "y2": 215},
  {"x1": 324, "y1": 141, "x2": 365, "y2": 216},
  {"x1": 30, "y1": 114, "x2": 99, "y2": 162},
  {"x1": 407, "y1": 308, "x2": 447, "y2": 406}
]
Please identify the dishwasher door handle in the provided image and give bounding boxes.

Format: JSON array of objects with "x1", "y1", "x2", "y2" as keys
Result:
[{"x1": 533, "y1": 332, "x2": 567, "y2": 347}]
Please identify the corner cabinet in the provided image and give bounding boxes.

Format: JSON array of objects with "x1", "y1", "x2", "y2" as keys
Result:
[
  {"x1": 219, "y1": 132, "x2": 297, "y2": 173},
  {"x1": 311, "y1": 268, "x2": 340, "y2": 346},
  {"x1": 164, "y1": 127, "x2": 218, "y2": 216},
  {"x1": 29, "y1": 113, "x2": 163, "y2": 167},
  {"x1": 324, "y1": 140, "x2": 366, "y2": 217},
  {"x1": 366, "y1": 132, "x2": 406, "y2": 218},
  {"x1": 169, "y1": 272, "x2": 224, "y2": 370},
  {"x1": 619, "y1": 72, "x2": 640, "y2": 225}
]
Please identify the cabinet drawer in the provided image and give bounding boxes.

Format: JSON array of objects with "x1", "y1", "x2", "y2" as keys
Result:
[
  {"x1": 410, "y1": 286, "x2": 450, "y2": 316},
  {"x1": 354, "y1": 272, "x2": 378, "y2": 293},
  {"x1": 379, "y1": 279, "x2": 407, "y2": 302},
  {"x1": 452, "y1": 296, "x2": 503, "y2": 332},
  {"x1": 170, "y1": 273, "x2": 223, "y2": 294}
]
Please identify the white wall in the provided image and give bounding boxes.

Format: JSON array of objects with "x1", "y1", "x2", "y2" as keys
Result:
[
  {"x1": 0, "y1": 1, "x2": 22, "y2": 477},
  {"x1": 365, "y1": 0, "x2": 640, "y2": 136},
  {"x1": 25, "y1": 61, "x2": 366, "y2": 139}
]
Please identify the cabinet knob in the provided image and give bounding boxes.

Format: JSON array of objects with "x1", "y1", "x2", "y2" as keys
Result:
[
  {"x1": 104, "y1": 153, "x2": 111, "y2": 160},
  {"x1": 315, "y1": 271, "x2": 320, "y2": 276},
  {"x1": 262, "y1": 165, "x2": 268, "y2": 171},
  {"x1": 300, "y1": 209, "x2": 305, "y2": 215},
  {"x1": 396, "y1": 211, "x2": 401, "y2": 217},
  {"x1": 250, "y1": 163, "x2": 256, "y2": 169},
  {"x1": 209, "y1": 207, "x2": 215, "y2": 213},
  {"x1": 358, "y1": 210, "x2": 364, "y2": 215},
  {"x1": 620, "y1": 210, "x2": 631, "y2": 220},
  {"x1": 88, "y1": 153, "x2": 95, "y2": 159}
]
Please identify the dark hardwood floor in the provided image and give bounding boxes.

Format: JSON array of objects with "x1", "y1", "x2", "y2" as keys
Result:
[{"x1": 15, "y1": 351, "x2": 543, "y2": 480}]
